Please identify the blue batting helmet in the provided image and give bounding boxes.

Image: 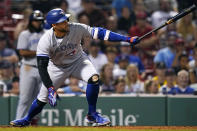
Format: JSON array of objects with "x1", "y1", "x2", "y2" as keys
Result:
[{"x1": 46, "y1": 8, "x2": 70, "y2": 26}]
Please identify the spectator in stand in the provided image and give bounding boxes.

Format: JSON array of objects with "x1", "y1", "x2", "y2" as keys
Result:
[
  {"x1": 157, "y1": 22, "x2": 177, "y2": 49},
  {"x1": 111, "y1": 0, "x2": 133, "y2": 18},
  {"x1": 176, "y1": 70, "x2": 194, "y2": 94},
  {"x1": 151, "y1": 0, "x2": 177, "y2": 28},
  {"x1": 88, "y1": 40, "x2": 108, "y2": 73},
  {"x1": 58, "y1": 0, "x2": 77, "y2": 22},
  {"x1": 152, "y1": 62, "x2": 166, "y2": 89},
  {"x1": 7, "y1": 62, "x2": 20, "y2": 95},
  {"x1": 57, "y1": 77, "x2": 85, "y2": 95},
  {"x1": 0, "y1": 61, "x2": 10, "y2": 93},
  {"x1": 0, "y1": 80, "x2": 7, "y2": 95},
  {"x1": 77, "y1": 13, "x2": 90, "y2": 25},
  {"x1": 8, "y1": 77, "x2": 19, "y2": 95},
  {"x1": 103, "y1": 16, "x2": 119, "y2": 49},
  {"x1": 100, "y1": 63, "x2": 115, "y2": 93},
  {"x1": 113, "y1": 55, "x2": 129, "y2": 79},
  {"x1": 115, "y1": 41, "x2": 145, "y2": 73},
  {"x1": 125, "y1": 64, "x2": 144, "y2": 94},
  {"x1": 0, "y1": 31, "x2": 18, "y2": 64},
  {"x1": 189, "y1": 44, "x2": 197, "y2": 84},
  {"x1": 129, "y1": 11, "x2": 158, "y2": 71},
  {"x1": 0, "y1": 60, "x2": 14, "y2": 91},
  {"x1": 171, "y1": 38, "x2": 188, "y2": 73},
  {"x1": 0, "y1": 82, "x2": 4, "y2": 96},
  {"x1": 106, "y1": 16, "x2": 118, "y2": 32},
  {"x1": 79, "y1": 0, "x2": 107, "y2": 27},
  {"x1": 160, "y1": 69, "x2": 177, "y2": 94},
  {"x1": 113, "y1": 76, "x2": 126, "y2": 94},
  {"x1": 14, "y1": 8, "x2": 32, "y2": 42},
  {"x1": 13, "y1": 63, "x2": 20, "y2": 81},
  {"x1": 143, "y1": 0, "x2": 159, "y2": 14},
  {"x1": 105, "y1": 46, "x2": 118, "y2": 69},
  {"x1": 66, "y1": 0, "x2": 83, "y2": 16},
  {"x1": 154, "y1": 31, "x2": 178, "y2": 68},
  {"x1": 172, "y1": 52, "x2": 189, "y2": 75},
  {"x1": 118, "y1": 6, "x2": 135, "y2": 33},
  {"x1": 129, "y1": 11, "x2": 154, "y2": 46},
  {"x1": 133, "y1": 0, "x2": 148, "y2": 17},
  {"x1": 177, "y1": 13, "x2": 197, "y2": 50},
  {"x1": 144, "y1": 79, "x2": 159, "y2": 94}
]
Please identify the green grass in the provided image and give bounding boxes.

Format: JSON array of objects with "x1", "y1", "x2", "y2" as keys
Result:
[{"x1": 1, "y1": 127, "x2": 197, "y2": 131}]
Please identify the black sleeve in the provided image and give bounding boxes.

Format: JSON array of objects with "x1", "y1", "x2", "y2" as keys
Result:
[{"x1": 37, "y1": 56, "x2": 53, "y2": 89}]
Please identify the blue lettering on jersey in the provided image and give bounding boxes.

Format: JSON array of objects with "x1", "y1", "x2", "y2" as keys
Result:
[{"x1": 54, "y1": 43, "x2": 78, "y2": 55}]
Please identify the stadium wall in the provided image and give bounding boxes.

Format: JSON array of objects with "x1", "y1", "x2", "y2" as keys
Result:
[{"x1": 1, "y1": 94, "x2": 197, "y2": 126}]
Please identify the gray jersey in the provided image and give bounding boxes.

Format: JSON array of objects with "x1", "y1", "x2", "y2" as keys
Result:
[
  {"x1": 37, "y1": 23, "x2": 93, "y2": 67},
  {"x1": 17, "y1": 30, "x2": 45, "y2": 66}
]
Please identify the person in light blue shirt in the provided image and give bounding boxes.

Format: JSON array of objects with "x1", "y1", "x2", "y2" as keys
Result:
[
  {"x1": 115, "y1": 41, "x2": 145, "y2": 73},
  {"x1": 154, "y1": 31, "x2": 178, "y2": 68},
  {"x1": 154, "y1": 47, "x2": 175, "y2": 69},
  {"x1": 57, "y1": 77, "x2": 85, "y2": 95}
]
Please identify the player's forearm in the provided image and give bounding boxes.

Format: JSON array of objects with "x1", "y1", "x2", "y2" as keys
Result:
[
  {"x1": 92, "y1": 27, "x2": 130, "y2": 42},
  {"x1": 37, "y1": 56, "x2": 53, "y2": 88},
  {"x1": 19, "y1": 50, "x2": 36, "y2": 57}
]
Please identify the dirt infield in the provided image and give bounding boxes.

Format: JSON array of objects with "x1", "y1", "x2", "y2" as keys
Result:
[{"x1": 1, "y1": 126, "x2": 197, "y2": 131}]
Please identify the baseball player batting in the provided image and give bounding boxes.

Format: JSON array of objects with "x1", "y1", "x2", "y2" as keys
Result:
[
  {"x1": 10, "y1": 8, "x2": 140, "y2": 127},
  {"x1": 15, "y1": 10, "x2": 45, "y2": 120}
]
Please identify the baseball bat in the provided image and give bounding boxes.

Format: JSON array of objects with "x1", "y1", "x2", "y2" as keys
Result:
[{"x1": 138, "y1": 4, "x2": 197, "y2": 41}]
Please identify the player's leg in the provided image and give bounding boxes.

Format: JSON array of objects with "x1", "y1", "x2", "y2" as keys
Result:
[
  {"x1": 10, "y1": 64, "x2": 68, "y2": 126},
  {"x1": 10, "y1": 98, "x2": 46, "y2": 127},
  {"x1": 72, "y1": 56, "x2": 111, "y2": 126},
  {"x1": 30, "y1": 71, "x2": 43, "y2": 125},
  {"x1": 16, "y1": 65, "x2": 38, "y2": 119}
]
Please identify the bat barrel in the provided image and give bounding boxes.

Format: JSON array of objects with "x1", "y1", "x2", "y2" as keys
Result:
[
  {"x1": 166, "y1": 4, "x2": 197, "y2": 24},
  {"x1": 138, "y1": 4, "x2": 197, "y2": 41}
]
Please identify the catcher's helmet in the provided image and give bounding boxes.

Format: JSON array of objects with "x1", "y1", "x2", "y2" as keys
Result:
[
  {"x1": 46, "y1": 8, "x2": 70, "y2": 25},
  {"x1": 30, "y1": 10, "x2": 44, "y2": 21}
]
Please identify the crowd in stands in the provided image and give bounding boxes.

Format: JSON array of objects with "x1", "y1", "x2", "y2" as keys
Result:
[{"x1": 0, "y1": 0, "x2": 197, "y2": 96}]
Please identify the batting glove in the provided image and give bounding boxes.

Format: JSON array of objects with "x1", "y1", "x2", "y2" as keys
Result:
[
  {"x1": 48, "y1": 87, "x2": 60, "y2": 107},
  {"x1": 129, "y1": 36, "x2": 140, "y2": 45}
]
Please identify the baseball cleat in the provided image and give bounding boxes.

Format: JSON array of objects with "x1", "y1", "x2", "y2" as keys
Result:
[
  {"x1": 85, "y1": 112, "x2": 111, "y2": 126},
  {"x1": 10, "y1": 118, "x2": 30, "y2": 127}
]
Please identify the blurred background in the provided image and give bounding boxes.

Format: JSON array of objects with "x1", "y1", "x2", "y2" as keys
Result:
[{"x1": 0, "y1": 0, "x2": 197, "y2": 126}]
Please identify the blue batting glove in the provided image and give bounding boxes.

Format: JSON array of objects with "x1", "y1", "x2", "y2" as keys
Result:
[
  {"x1": 48, "y1": 87, "x2": 60, "y2": 107},
  {"x1": 129, "y1": 36, "x2": 140, "y2": 45}
]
